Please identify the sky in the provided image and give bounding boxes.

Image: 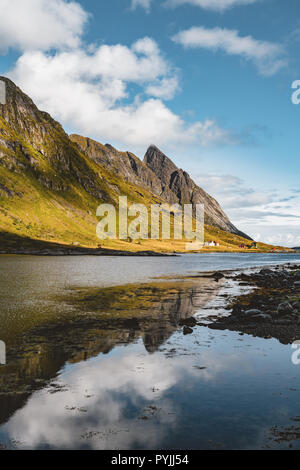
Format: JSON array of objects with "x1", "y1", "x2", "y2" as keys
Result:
[{"x1": 0, "y1": 0, "x2": 300, "y2": 245}]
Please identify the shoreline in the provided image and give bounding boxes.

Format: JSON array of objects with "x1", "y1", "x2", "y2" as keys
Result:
[
  {"x1": 0, "y1": 248, "x2": 171, "y2": 257},
  {"x1": 0, "y1": 249, "x2": 297, "y2": 256},
  {"x1": 200, "y1": 262, "x2": 300, "y2": 344},
  {"x1": 0, "y1": 234, "x2": 296, "y2": 257}
]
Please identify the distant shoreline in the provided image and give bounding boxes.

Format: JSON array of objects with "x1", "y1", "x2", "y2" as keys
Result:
[
  {"x1": 0, "y1": 233, "x2": 296, "y2": 257},
  {"x1": 0, "y1": 248, "x2": 170, "y2": 257},
  {"x1": 0, "y1": 249, "x2": 296, "y2": 256}
]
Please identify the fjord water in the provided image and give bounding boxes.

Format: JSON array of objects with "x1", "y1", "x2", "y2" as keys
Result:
[{"x1": 0, "y1": 252, "x2": 300, "y2": 450}]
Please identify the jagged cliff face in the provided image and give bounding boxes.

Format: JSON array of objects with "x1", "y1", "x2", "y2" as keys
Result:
[
  {"x1": 72, "y1": 136, "x2": 250, "y2": 239},
  {"x1": 0, "y1": 77, "x2": 113, "y2": 199},
  {"x1": 70, "y1": 134, "x2": 176, "y2": 202},
  {"x1": 144, "y1": 145, "x2": 251, "y2": 239}
]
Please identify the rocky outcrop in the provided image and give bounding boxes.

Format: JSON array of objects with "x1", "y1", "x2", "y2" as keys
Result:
[
  {"x1": 70, "y1": 135, "x2": 176, "y2": 201},
  {"x1": 144, "y1": 145, "x2": 251, "y2": 239}
]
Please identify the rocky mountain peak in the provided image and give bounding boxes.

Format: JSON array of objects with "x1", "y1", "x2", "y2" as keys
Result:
[
  {"x1": 144, "y1": 145, "x2": 178, "y2": 185},
  {"x1": 143, "y1": 144, "x2": 251, "y2": 240},
  {"x1": 0, "y1": 76, "x2": 39, "y2": 132},
  {"x1": 0, "y1": 76, "x2": 66, "y2": 152}
]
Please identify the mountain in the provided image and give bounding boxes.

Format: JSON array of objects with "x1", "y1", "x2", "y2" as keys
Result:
[
  {"x1": 144, "y1": 145, "x2": 250, "y2": 239},
  {"x1": 0, "y1": 77, "x2": 165, "y2": 249},
  {"x1": 69, "y1": 135, "x2": 176, "y2": 203},
  {"x1": 0, "y1": 76, "x2": 260, "y2": 253},
  {"x1": 71, "y1": 136, "x2": 250, "y2": 239}
]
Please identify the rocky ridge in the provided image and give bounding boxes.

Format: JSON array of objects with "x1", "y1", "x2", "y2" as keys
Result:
[{"x1": 71, "y1": 134, "x2": 251, "y2": 239}]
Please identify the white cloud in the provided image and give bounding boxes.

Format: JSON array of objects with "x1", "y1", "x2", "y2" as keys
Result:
[
  {"x1": 195, "y1": 173, "x2": 275, "y2": 210},
  {"x1": 232, "y1": 210, "x2": 300, "y2": 246},
  {"x1": 195, "y1": 173, "x2": 300, "y2": 245},
  {"x1": 195, "y1": 174, "x2": 244, "y2": 194},
  {"x1": 165, "y1": 0, "x2": 259, "y2": 12},
  {"x1": 131, "y1": 0, "x2": 152, "y2": 12},
  {"x1": 256, "y1": 229, "x2": 300, "y2": 247},
  {"x1": 172, "y1": 26, "x2": 287, "y2": 76},
  {"x1": 0, "y1": 0, "x2": 88, "y2": 52},
  {"x1": 6, "y1": 342, "x2": 243, "y2": 449},
  {"x1": 9, "y1": 39, "x2": 229, "y2": 150},
  {"x1": 146, "y1": 77, "x2": 180, "y2": 100},
  {"x1": 1, "y1": 1, "x2": 247, "y2": 152},
  {"x1": 132, "y1": 0, "x2": 259, "y2": 13}
]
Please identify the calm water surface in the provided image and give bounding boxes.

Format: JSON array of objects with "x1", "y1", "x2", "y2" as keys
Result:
[{"x1": 0, "y1": 253, "x2": 300, "y2": 450}]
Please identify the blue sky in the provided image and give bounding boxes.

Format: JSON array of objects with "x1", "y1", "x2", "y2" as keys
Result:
[{"x1": 0, "y1": 0, "x2": 299, "y2": 245}]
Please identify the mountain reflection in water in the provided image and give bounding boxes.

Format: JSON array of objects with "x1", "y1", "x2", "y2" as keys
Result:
[{"x1": 0, "y1": 276, "x2": 222, "y2": 441}]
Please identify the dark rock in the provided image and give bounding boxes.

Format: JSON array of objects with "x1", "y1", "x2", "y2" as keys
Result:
[
  {"x1": 229, "y1": 316, "x2": 238, "y2": 322},
  {"x1": 213, "y1": 272, "x2": 225, "y2": 281},
  {"x1": 123, "y1": 318, "x2": 140, "y2": 329},
  {"x1": 244, "y1": 309, "x2": 263, "y2": 317},
  {"x1": 179, "y1": 317, "x2": 197, "y2": 328},
  {"x1": 254, "y1": 314, "x2": 272, "y2": 321},
  {"x1": 183, "y1": 326, "x2": 193, "y2": 335},
  {"x1": 260, "y1": 269, "x2": 273, "y2": 276},
  {"x1": 232, "y1": 305, "x2": 243, "y2": 315},
  {"x1": 277, "y1": 302, "x2": 294, "y2": 316}
]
